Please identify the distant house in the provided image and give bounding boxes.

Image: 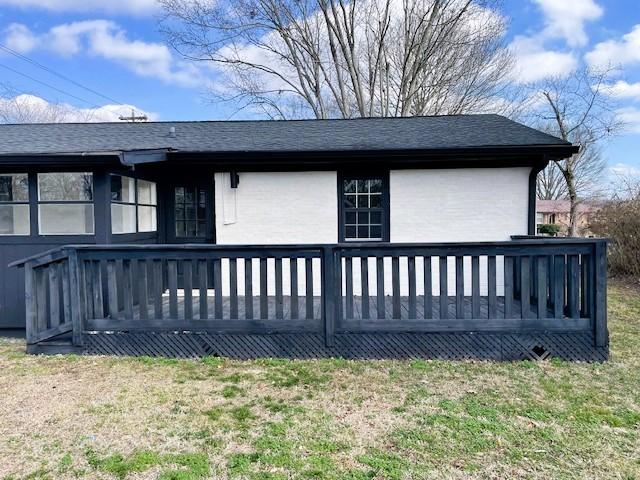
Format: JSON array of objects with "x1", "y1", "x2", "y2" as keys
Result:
[{"x1": 536, "y1": 199, "x2": 600, "y2": 237}]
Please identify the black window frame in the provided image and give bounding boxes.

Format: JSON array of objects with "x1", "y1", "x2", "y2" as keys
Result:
[
  {"x1": 173, "y1": 185, "x2": 208, "y2": 239},
  {"x1": 338, "y1": 170, "x2": 390, "y2": 243},
  {"x1": 37, "y1": 171, "x2": 95, "y2": 236},
  {"x1": 0, "y1": 173, "x2": 30, "y2": 236},
  {"x1": 110, "y1": 174, "x2": 158, "y2": 235}
]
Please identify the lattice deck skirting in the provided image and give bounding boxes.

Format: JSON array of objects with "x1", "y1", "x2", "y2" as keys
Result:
[{"x1": 81, "y1": 332, "x2": 608, "y2": 362}]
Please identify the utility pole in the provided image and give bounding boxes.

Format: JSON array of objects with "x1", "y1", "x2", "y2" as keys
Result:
[{"x1": 119, "y1": 108, "x2": 148, "y2": 122}]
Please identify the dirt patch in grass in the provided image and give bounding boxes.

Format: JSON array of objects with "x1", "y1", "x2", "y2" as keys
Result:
[{"x1": 1, "y1": 283, "x2": 639, "y2": 479}]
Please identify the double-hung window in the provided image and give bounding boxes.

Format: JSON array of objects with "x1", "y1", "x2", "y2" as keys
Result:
[
  {"x1": 0, "y1": 173, "x2": 29, "y2": 235},
  {"x1": 341, "y1": 175, "x2": 388, "y2": 242},
  {"x1": 38, "y1": 172, "x2": 94, "y2": 235},
  {"x1": 111, "y1": 175, "x2": 157, "y2": 234}
]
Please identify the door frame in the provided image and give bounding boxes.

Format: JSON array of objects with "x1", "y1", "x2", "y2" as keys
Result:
[{"x1": 163, "y1": 175, "x2": 216, "y2": 244}]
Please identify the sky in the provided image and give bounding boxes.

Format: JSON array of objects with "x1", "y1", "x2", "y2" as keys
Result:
[{"x1": 0, "y1": 0, "x2": 638, "y2": 177}]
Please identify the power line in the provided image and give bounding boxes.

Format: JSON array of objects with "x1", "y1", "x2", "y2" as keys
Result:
[
  {"x1": 0, "y1": 43, "x2": 125, "y2": 106},
  {"x1": 0, "y1": 62, "x2": 100, "y2": 107}
]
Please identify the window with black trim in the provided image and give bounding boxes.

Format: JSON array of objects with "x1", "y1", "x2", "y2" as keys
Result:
[
  {"x1": 38, "y1": 172, "x2": 94, "y2": 235},
  {"x1": 111, "y1": 175, "x2": 157, "y2": 234},
  {"x1": 342, "y1": 176, "x2": 386, "y2": 241},
  {"x1": 0, "y1": 173, "x2": 29, "y2": 235}
]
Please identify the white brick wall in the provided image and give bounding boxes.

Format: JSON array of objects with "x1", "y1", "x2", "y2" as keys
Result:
[
  {"x1": 214, "y1": 171, "x2": 335, "y2": 295},
  {"x1": 214, "y1": 171, "x2": 337, "y2": 245},
  {"x1": 390, "y1": 167, "x2": 531, "y2": 242},
  {"x1": 212, "y1": 168, "x2": 531, "y2": 296}
]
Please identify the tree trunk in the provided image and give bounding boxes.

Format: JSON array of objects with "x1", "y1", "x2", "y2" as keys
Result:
[{"x1": 562, "y1": 167, "x2": 579, "y2": 237}]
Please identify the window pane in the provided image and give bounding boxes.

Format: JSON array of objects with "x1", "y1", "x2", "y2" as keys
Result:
[
  {"x1": 345, "y1": 226, "x2": 356, "y2": 239},
  {"x1": 344, "y1": 180, "x2": 356, "y2": 193},
  {"x1": 138, "y1": 180, "x2": 157, "y2": 205},
  {"x1": 369, "y1": 194, "x2": 381, "y2": 208},
  {"x1": 138, "y1": 206, "x2": 157, "y2": 232},
  {"x1": 357, "y1": 195, "x2": 368, "y2": 208},
  {"x1": 0, "y1": 174, "x2": 28, "y2": 202},
  {"x1": 0, "y1": 204, "x2": 29, "y2": 235},
  {"x1": 111, "y1": 203, "x2": 136, "y2": 234},
  {"x1": 357, "y1": 226, "x2": 368, "y2": 238},
  {"x1": 370, "y1": 225, "x2": 382, "y2": 239},
  {"x1": 111, "y1": 175, "x2": 135, "y2": 203},
  {"x1": 357, "y1": 180, "x2": 368, "y2": 193},
  {"x1": 176, "y1": 220, "x2": 186, "y2": 237},
  {"x1": 186, "y1": 221, "x2": 197, "y2": 237},
  {"x1": 369, "y1": 179, "x2": 383, "y2": 193},
  {"x1": 39, "y1": 204, "x2": 94, "y2": 234},
  {"x1": 357, "y1": 211, "x2": 369, "y2": 224},
  {"x1": 344, "y1": 195, "x2": 356, "y2": 208},
  {"x1": 370, "y1": 211, "x2": 382, "y2": 224},
  {"x1": 38, "y1": 173, "x2": 93, "y2": 201},
  {"x1": 345, "y1": 211, "x2": 356, "y2": 224}
]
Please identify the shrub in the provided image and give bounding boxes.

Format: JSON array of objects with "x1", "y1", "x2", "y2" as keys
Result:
[
  {"x1": 537, "y1": 223, "x2": 561, "y2": 236},
  {"x1": 590, "y1": 197, "x2": 640, "y2": 276}
]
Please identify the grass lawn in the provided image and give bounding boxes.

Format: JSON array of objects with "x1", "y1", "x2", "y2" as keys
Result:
[{"x1": 0, "y1": 282, "x2": 639, "y2": 480}]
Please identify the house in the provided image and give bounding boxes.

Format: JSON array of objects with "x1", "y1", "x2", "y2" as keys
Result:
[
  {"x1": 536, "y1": 199, "x2": 600, "y2": 236},
  {"x1": 2, "y1": 115, "x2": 608, "y2": 360}
]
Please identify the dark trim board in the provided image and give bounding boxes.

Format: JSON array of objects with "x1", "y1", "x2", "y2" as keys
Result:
[
  {"x1": 528, "y1": 160, "x2": 548, "y2": 235},
  {"x1": 73, "y1": 331, "x2": 607, "y2": 361}
]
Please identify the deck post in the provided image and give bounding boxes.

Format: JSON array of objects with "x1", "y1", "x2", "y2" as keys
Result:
[
  {"x1": 593, "y1": 240, "x2": 608, "y2": 348},
  {"x1": 67, "y1": 248, "x2": 84, "y2": 347},
  {"x1": 322, "y1": 246, "x2": 337, "y2": 347},
  {"x1": 24, "y1": 260, "x2": 37, "y2": 345}
]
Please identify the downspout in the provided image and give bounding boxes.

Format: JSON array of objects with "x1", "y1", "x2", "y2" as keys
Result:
[{"x1": 527, "y1": 156, "x2": 550, "y2": 235}]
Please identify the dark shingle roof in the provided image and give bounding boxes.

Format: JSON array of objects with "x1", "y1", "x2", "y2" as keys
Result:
[{"x1": 0, "y1": 114, "x2": 569, "y2": 156}]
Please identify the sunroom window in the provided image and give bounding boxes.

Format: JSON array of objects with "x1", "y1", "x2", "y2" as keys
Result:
[
  {"x1": 38, "y1": 172, "x2": 94, "y2": 235},
  {"x1": 110, "y1": 175, "x2": 157, "y2": 234},
  {"x1": 0, "y1": 173, "x2": 29, "y2": 235},
  {"x1": 111, "y1": 175, "x2": 136, "y2": 234}
]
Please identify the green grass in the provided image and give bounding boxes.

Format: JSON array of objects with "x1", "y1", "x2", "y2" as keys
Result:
[{"x1": 0, "y1": 281, "x2": 639, "y2": 479}]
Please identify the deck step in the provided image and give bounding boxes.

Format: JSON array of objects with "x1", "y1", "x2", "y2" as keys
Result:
[{"x1": 27, "y1": 339, "x2": 81, "y2": 355}]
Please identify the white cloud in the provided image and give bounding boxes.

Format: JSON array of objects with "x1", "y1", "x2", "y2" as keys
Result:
[
  {"x1": 0, "y1": 0, "x2": 158, "y2": 16},
  {"x1": 2, "y1": 21, "x2": 209, "y2": 88},
  {"x1": 616, "y1": 106, "x2": 640, "y2": 134},
  {"x1": 533, "y1": 0, "x2": 603, "y2": 47},
  {"x1": 3, "y1": 23, "x2": 39, "y2": 53},
  {"x1": 509, "y1": 36, "x2": 578, "y2": 84},
  {"x1": 609, "y1": 162, "x2": 640, "y2": 177},
  {"x1": 0, "y1": 93, "x2": 158, "y2": 123},
  {"x1": 602, "y1": 80, "x2": 640, "y2": 101},
  {"x1": 586, "y1": 24, "x2": 640, "y2": 68},
  {"x1": 506, "y1": 0, "x2": 602, "y2": 84}
]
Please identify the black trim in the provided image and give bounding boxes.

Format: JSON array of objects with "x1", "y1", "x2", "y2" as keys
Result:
[
  {"x1": 338, "y1": 170, "x2": 390, "y2": 243},
  {"x1": 528, "y1": 158, "x2": 550, "y2": 235},
  {"x1": 0, "y1": 144, "x2": 578, "y2": 170}
]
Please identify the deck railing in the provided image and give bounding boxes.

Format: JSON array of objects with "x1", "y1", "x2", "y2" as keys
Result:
[{"x1": 12, "y1": 238, "x2": 608, "y2": 351}]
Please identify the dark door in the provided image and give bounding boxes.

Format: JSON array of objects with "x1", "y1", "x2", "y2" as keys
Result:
[{"x1": 166, "y1": 181, "x2": 215, "y2": 244}]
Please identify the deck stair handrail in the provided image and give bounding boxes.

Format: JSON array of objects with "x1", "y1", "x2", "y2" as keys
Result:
[{"x1": 11, "y1": 238, "x2": 608, "y2": 352}]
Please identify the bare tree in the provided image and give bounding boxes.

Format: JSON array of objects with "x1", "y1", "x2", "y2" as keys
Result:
[
  {"x1": 530, "y1": 67, "x2": 619, "y2": 236},
  {"x1": 158, "y1": 0, "x2": 515, "y2": 119}
]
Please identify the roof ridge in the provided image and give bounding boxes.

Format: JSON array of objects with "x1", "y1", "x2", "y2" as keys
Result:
[{"x1": 0, "y1": 113, "x2": 501, "y2": 127}]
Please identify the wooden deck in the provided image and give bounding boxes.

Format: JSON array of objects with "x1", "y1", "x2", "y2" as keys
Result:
[
  {"x1": 104, "y1": 294, "x2": 558, "y2": 322},
  {"x1": 17, "y1": 240, "x2": 608, "y2": 360}
]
